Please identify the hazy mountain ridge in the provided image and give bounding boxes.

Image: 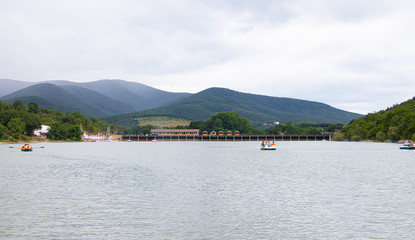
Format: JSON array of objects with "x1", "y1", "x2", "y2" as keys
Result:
[
  {"x1": 1, "y1": 79, "x2": 362, "y2": 125},
  {"x1": 0, "y1": 79, "x2": 36, "y2": 96},
  {"x1": 43, "y1": 79, "x2": 191, "y2": 111},
  {"x1": 0, "y1": 79, "x2": 191, "y2": 117},
  {"x1": 0, "y1": 83, "x2": 134, "y2": 117}
]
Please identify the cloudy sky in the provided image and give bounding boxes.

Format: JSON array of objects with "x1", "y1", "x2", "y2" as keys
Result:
[{"x1": 1, "y1": 0, "x2": 414, "y2": 114}]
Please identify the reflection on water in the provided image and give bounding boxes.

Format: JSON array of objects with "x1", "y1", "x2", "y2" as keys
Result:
[{"x1": 1, "y1": 141, "x2": 414, "y2": 239}]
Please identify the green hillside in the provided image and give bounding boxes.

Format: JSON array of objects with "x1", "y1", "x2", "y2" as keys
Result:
[
  {"x1": 340, "y1": 97, "x2": 415, "y2": 141},
  {"x1": 103, "y1": 88, "x2": 362, "y2": 127}
]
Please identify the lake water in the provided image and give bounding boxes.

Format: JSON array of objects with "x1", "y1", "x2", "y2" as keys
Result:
[{"x1": 1, "y1": 141, "x2": 414, "y2": 239}]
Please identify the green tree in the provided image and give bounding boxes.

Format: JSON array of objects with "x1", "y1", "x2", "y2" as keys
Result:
[
  {"x1": 240, "y1": 117, "x2": 255, "y2": 135},
  {"x1": 124, "y1": 124, "x2": 154, "y2": 135},
  {"x1": 212, "y1": 118, "x2": 224, "y2": 131},
  {"x1": 206, "y1": 115, "x2": 223, "y2": 132},
  {"x1": 46, "y1": 122, "x2": 60, "y2": 140},
  {"x1": 332, "y1": 130, "x2": 345, "y2": 141},
  {"x1": 189, "y1": 120, "x2": 206, "y2": 130},
  {"x1": 350, "y1": 126, "x2": 362, "y2": 138},
  {"x1": 22, "y1": 112, "x2": 41, "y2": 136},
  {"x1": 0, "y1": 123, "x2": 8, "y2": 139},
  {"x1": 375, "y1": 131, "x2": 386, "y2": 142},
  {"x1": 68, "y1": 125, "x2": 83, "y2": 140},
  {"x1": 12, "y1": 100, "x2": 23, "y2": 109},
  {"x1": 204, "y1": 112, "x2": 255, "y2": 134},
  {"x1": 28, "y1": 102, "x2": 39, "y2": 113},
  {"x1": 140, "y1": 125, "x2": 153, "y2": 135},
  {"x1": 7, "y1": 118, "x2": 25, "y2": 138},
  {"x1": 387, "y1": 126, "x2": 400, "y2": 142}
]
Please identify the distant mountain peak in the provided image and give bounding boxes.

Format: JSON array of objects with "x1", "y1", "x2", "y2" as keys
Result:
[{"x1": 1, "y1": 79, "x2": 362, "y2": 126}]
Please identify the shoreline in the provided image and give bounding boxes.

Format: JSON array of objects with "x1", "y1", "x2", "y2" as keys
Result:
[
  {"x1": 0, "y1": 136, "x2": 80, "y2": 144},
  {"x1": 1, "y1": 135, "x2": 411, "y2": 144}
]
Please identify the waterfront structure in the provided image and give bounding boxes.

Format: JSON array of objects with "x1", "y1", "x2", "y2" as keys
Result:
[
  {"x1": 122, "y1": 134, "x2": 332, "y2": 142},
  {"x1": 83, "y1": 132, "x2": 105, "y2": 141},
  {"x1": 33, "y1": 125, "x2": 50, "y2": 138},
  {"x1": 150, "y1": 129, "x2": 200, "y2": 136}
]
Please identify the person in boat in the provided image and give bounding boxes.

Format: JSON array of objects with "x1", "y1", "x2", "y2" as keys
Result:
[
  {"x1": 21, "y1": 144, "x2": 32, "y2": 150},
  {"x1": 410, "y1": 140, "x2": 414, "y2": 147},
  {"x1": 271, "y1": 141, "x2": 276, "y2": 147},
  {"x1": 261, "y1": 141, "x2": 265, "y2": 148}
]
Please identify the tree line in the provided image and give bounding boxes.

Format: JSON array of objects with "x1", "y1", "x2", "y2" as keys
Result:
[
  {"x1": 123, "y1": 112, "x2": 259, "y2": 135},
  {"x1": 123, "y1": 111, "x2": 343, "y2": 136},
  {"x1": 265, "y1": 122, "x2": 343, "y2": 136},
  {"x1": 335, "y1": 97, "x2": 415, "y2": 142},
  {"x1": 0, "y1": 100, "x2": 121, "y2": 141},
  {"x1": 5, "y1": 97, "x2": 413, "y2": 142}
]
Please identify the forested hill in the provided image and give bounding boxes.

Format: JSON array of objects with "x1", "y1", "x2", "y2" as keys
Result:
[
  {"x1": 103, "y1": 88, "x2": 362, "y2": 127},
  {"x1": 0, "y1": 79, "x2": 190, "y2": 118},
  {"x1": 0, "y1": 83, "x2": 135, "y2": 118},
  {"x1": 340, "y1": 97, "x2": 415, "y2": 141}
]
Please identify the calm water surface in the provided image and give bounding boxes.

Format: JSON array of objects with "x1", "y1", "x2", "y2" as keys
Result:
[{"x1": 1, "y1": 141, "x2": 414, "y2": 239}]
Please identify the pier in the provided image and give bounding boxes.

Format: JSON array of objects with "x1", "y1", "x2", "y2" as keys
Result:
[{"x1": 122, "y1": 134, "x2": 332, "y2": 142}]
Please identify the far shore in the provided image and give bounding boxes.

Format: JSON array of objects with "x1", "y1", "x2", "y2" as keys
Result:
[
  {"x1": 1, "y1": 137, "x2": 84, "y2": 144},
  {"x1": 2, "y1": 137, "x2": 411, "y2": 144}
]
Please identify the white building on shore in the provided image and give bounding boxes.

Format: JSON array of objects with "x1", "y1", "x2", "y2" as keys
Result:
[{"x1": 33, "y1": 125, "x2": 50, "y2": 138}]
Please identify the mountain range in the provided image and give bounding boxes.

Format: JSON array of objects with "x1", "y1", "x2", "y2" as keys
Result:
[
  {"x1": 0, "y1": 79, "x2": 362, "y2": 126},
  {"x1": 0, "y1": 79, "x2": 190, "y2": 118}
]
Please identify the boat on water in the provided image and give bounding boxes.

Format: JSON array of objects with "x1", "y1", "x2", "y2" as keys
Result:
[
  {"x1": 401, "y1": 141, "x2": 415, "y2": 150},
  {"x1": 21, "y1": 144, "x2": 33, "y2": 152},
  {"x1": 261, "y1": 146, "x2": 277, "y2": 150},
  {"x1": 260, "y1": 141, "x2": 276, "y2": 150},
  {"x1": 400, "y1": 146, "x2": 415, "y2": 150}
]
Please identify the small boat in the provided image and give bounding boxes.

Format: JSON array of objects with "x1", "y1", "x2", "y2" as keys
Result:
[
  {"x1": 261, "y1": 145, "x2": 276, "y2": 150},
  {"x1": 21, "y1": 144, "x2": 33, "y2": 152},
  {"x1": 400, "y1": 146, "x2": 415, "y2": 150}
]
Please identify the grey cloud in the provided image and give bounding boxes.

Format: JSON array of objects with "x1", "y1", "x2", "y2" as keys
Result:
[{"x1": 0, "y1": 0, "x2": 414, "y2": 114}]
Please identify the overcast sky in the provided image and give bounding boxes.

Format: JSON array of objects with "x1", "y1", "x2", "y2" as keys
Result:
[{"x1": 1, "y1": 0, "x2": 414, "y2": 114}]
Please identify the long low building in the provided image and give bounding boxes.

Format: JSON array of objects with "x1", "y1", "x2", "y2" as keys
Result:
[
  {"x1": 123, "y1": 134, "x2": 333, "y2": 141},
  {"x1": 151, "y1": 129, "x2": 200, "y2": 136}
]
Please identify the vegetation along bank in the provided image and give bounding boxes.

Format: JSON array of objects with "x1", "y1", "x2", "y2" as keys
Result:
[{"x1": 1, "y1": 96, "x2": 414, "y2": 142}]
